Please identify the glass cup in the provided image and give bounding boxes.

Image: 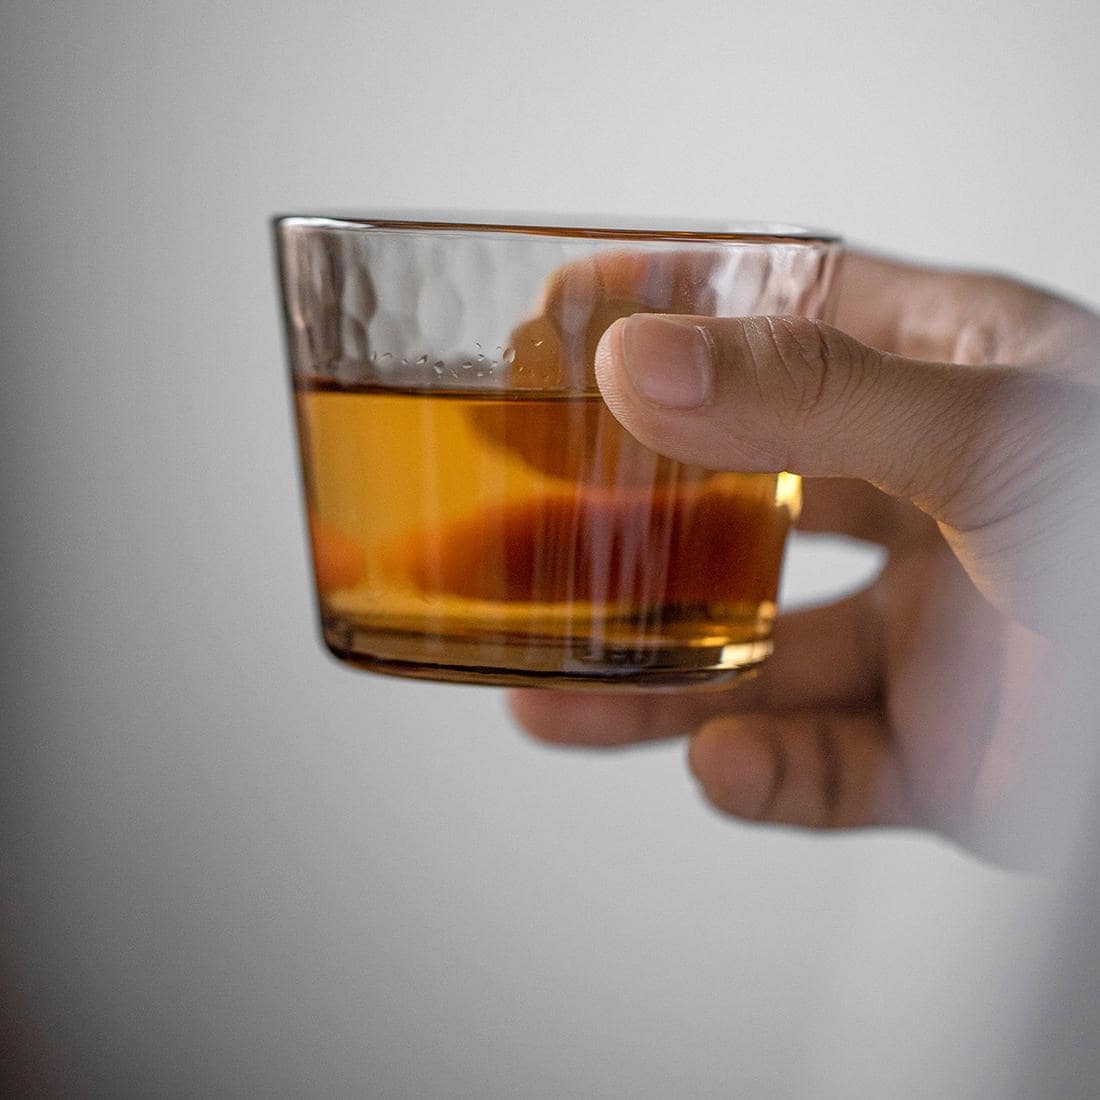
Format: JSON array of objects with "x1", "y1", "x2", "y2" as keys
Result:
[{"x1": 274, "y1": 215, "x2": 841, "y2": 689}]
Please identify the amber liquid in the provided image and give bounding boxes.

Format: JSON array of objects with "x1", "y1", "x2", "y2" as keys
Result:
[{"x1": 294, "y1": 381, "x2": 799, "y2": 687}]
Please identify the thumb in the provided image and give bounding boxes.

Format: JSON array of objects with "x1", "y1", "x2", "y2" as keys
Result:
[{"x1": 595, "y1": 313, "x2": 1071, "y2": 535}]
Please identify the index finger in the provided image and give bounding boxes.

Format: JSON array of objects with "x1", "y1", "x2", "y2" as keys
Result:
[{"x1": 834, "y1": 250, "x2": 1076, "y2": 366}]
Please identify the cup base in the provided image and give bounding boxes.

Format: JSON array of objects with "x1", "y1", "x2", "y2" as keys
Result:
[{"x1": 321, "y1": 618, "x2": 772, "y2": 690}]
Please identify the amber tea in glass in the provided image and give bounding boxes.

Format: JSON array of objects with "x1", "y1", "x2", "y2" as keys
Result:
[{"x1": 276, "y1": 216, "x2": 840, "y2": 688}]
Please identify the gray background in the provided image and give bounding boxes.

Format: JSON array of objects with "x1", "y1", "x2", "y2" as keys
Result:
[{"x1": 3, "y1": 2, "x2": 1098, "y2": 1096}]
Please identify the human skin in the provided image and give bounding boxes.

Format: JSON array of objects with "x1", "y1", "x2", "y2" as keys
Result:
[{"x1": 508, "y1": 251, "x2": 1100, "y2": 864}]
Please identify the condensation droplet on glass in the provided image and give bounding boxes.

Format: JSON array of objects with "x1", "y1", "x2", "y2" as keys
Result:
[
  {"x1": 475, "y1": 341, "x2": 483, "y2": 350},
  {"x1": 534, "y1": 339, "x2": 544, "y2": 348},
  {"x1": 369, "y1": 351, "x2": 378, "y2": 363},
  {"x1": 447, "y1": 366, "x2": 459, "y2": 379},
  {"x1": 461, "y1": 361, "x2": 473, "y2": 369},
  {"x1": 476, "y1": 370, "x2": 485, "y2": 378},
  {"x1": 432, "y1": 363, "x2": 443, "y2": 375},
  {"x1": 400, "y1": 357, "x2": 409, "y2": 366},
  {"x1": 476, "y1": 352, "x2": 485, "y2": 362},
  {"x1": 380, "y1": 351, "x2": 392, "y2": 361},
  {"x1": 416, "y1": 354, "x2": 429, "y2": 365},
  {"x1": 503, "y1": 347, "x2": 516, "y2": 364}
]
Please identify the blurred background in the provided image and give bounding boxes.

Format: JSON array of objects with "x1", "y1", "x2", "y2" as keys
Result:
[{"x1": 3, "y1": 2, "x2": 1098, "y2": 1096}]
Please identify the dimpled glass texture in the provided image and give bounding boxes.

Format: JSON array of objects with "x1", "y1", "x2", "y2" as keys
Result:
[{"x1": 275, "y1": 215, "x2": 841, "y2": 689}]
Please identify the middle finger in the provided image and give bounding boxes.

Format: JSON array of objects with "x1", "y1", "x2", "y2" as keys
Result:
[{"x1": 509, "y1": 585, "x2": 884, "y2": 747}]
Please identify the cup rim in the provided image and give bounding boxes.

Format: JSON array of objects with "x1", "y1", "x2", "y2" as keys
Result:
[{"x1": 273, "y1": 211, "x2": 840, "y2": 246}]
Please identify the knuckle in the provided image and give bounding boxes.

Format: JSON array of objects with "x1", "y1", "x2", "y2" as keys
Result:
[
  {"x1": 754, "y1": 317, "x2": 869, "y2": 432},
  {"x1": 950, "y1": 272, "x2": 1058, "y2": 364}
]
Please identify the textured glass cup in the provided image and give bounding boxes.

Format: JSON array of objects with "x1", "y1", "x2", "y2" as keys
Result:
[{"x1": 275, "y1": 215, "x2": 841, "y2": 688}]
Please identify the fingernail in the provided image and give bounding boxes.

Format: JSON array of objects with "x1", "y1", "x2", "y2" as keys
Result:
[{"x1": 620, "y1": 315, "x2": 713, "y2": 408}]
